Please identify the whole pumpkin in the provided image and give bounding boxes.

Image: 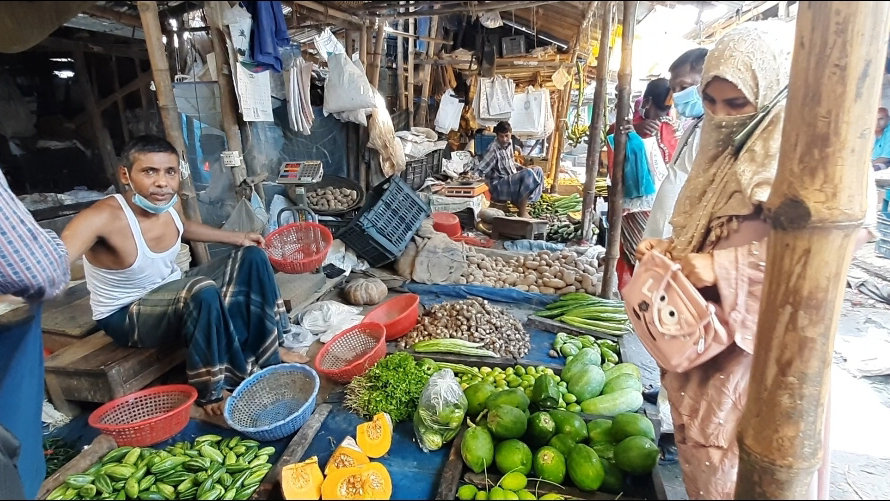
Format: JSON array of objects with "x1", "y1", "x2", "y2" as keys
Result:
[{"x1": 344, "y1": 278, "x2": 388, "y2": 306}]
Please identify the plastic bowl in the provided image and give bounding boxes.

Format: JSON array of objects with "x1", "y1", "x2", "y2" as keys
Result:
[
  {"x1": 362, "y1": 294, "x2": 420, "y2": 341},
  {"x1": 432, "y1": 212, "x2": 462, "y2": 237},
  {"x1": 314, "y1": 322, "x2": 387, "y2": 383}
]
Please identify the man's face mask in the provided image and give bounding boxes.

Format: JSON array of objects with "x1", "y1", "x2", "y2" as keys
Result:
[{"x1": 672, "y1": 85, "x2": 705, "y2": 119}]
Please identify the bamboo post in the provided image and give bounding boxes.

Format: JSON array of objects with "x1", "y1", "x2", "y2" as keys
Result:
[
  {"x1": 580, "y1": 2, "x2": 613, "y2": 243},
  {"x1": 548, "y1": 1, "x2": 598, "y2": 194},
  {"x1": 735, "y1": 2, "x2": 890, "y2": 498},
  {"x1": 416, "y1": 15, "x2": 439, "y2": 127},
  {"x1": 206, "y1": 1, "x2": 248, "y2": 191},
  {"x1": 111, "y1": 56, "x2": 130, "y2": 143},
  {"x1": 138, "y1": 0, "x2": 210, "y2": 265},
  {"x1": 407, "y1": 12, "x2": 416, "y2": 128},
  {"x1": 599, "y1": 1, "x2": 636, "y2": 299},
  {"x1": 397, "y1": 9, "x2": 406, "y2": 110},
  {"x1": 73, "y1": 50, "x2": 121, "y2": 193},
  {"x1": 360, "y1": 22, "x2": 368, "y2": 69},
  {"x1": 370, "y1": 22, "x2": 386, "y2": 88}
]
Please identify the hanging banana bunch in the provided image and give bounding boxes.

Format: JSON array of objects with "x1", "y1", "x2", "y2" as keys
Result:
[{"x1": 566, "y1": 61, "x2": 589, "y2": 149}]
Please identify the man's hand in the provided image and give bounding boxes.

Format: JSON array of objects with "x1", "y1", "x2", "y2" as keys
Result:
[
  {"x1": 636, "y1": 238, "x2": 672, "y2": 262},
  {"x1": 634, "y1": 119, "x2": 660, "y2": 137},
  {"x1": 679, "y1": 253, "x2": 716, "y2": 288},
  {"x1": 235, "y1": 232, "x2": 265, "y2": 248}
]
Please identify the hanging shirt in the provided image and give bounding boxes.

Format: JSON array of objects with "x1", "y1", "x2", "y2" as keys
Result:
[{"x1": 243, "y1": 1, "x2": 290, "y2": 73}]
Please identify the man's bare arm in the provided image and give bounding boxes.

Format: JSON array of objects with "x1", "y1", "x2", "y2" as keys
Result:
[{"x1": 60, "y1": 206, "x2": 110, "y2": 264}]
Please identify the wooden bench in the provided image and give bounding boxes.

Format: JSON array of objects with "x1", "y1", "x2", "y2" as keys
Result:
[
  {"x1": 44, "y1": 331, "x2": 187, "y2": 413},
  {"x1": 40, "y1": 282, "x2": 99, "y2": 353}
]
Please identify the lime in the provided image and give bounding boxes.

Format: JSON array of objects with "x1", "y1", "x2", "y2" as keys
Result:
[
  {"x1": 500, "y1": 472, "x2": 528, "y2": 491},
  {"x1": 458, "y1": 485, "x2": 479, "y2": 500}
]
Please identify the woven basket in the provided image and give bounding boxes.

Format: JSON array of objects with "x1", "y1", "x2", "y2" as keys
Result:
[
  {"x1": 224, "y1": 364, "x2": 320, "y2": 442},
  {"x1": 314, "y1": 323, "x2": 386, "y2": 383}
]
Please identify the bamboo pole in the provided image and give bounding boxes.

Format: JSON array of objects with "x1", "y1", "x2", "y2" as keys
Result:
[
  {"x1": 407, "y1": 11, "x2": 415, "y2": 128},
  {"x1": 580, "y1": 2, "x2": 613, "y2": 243},
  {"x1": 397, "y1": 13, "x2": 406, "y2": 110},
  {"x1": 73, "y1": 50, "x2": 121, "y2": 193},
  {"x1": 599, "y1": 1, "x2": 636, "y2": 299},
  {"x1": 206, "y1": 1, "x2": 248, "y2": 191},
  {"x1": 735, "y1": 2, "x2": 890, "y2": 498},
  {"x1": 360, "y1": 22, "x2": 368, "y2": 69},
  {"x1": 369, "y1": 22, "x2": 386, "y2": 88},
  {"x1": 416, "y1": 15, "x2": 439, "y2": 127},
  {"x1": 137, "y1": 0, "x2": 210, "y2": 265},
  {"x1": 382, "y1": 1, "x2": 560, "y2": 19},
  {"x1": 135, "y1": 58, "x2": 151, "y2": 134},
  {"x1": 548, "y1": 1, "x2": 598, "y2": 194}
]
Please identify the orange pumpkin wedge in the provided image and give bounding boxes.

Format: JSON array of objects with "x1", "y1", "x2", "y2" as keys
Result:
[
  {"x1": 281, "y1": 456, "x2": 324, "y2": 500},
  {"x1": 324, "y1": 436, "x2": 370, "y2": 476},
  {"x1": 356, "y1": 412, "x2": 393, "y2": 458},
  {"x1": 320, "y1": 462, "x2": 392, "y2": 500}
]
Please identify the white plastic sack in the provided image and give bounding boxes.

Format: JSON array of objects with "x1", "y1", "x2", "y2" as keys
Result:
[
  {"x1": 510, "y1": 87, "x2": 554, "y2": 139},
  {"x1": 313, "y1": 28, "x2": 346, "y2": 62},
  {"x1": 487, "y1": 76, "x2": 515, "y2": 116},
  {"x1": 298, "y1": 301, "x2": 364, "y2": 343},
  {"x1": 323, "y1": 240, "x2": 369, "y2": 277},
  {"x1": 478, "y1": 12, "x2": 503, "y2": 29},
  {"x1": 434, "y1": 89, "x2": 464, "y2": 134},
  {"x1": 324, "y1": 53, "x2": 377, "y2": 114}
]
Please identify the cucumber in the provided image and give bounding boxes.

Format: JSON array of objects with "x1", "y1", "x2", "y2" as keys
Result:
[
  {"x1": 580, "y1": 389, "x2": 644, "y2": 417},
  {"x1": 604, "y1": 363, "x2": 642, "y2": 382}
]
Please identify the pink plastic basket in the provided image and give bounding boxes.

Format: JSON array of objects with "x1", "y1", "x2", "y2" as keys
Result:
[
  {"x1": 88, "y1": 385, "x2": 197, "y2": 447},
  {"x1": 314, "y1": 323, "x2": 387, "y2": 383},
  {"x1": 265, "y1": 222, "x2": 333, "y2": 274}
]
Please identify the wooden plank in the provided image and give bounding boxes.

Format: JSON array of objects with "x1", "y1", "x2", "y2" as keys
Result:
[
  {"x1": 37, "y1": 435, "x2": 118, "y2": 499},
  {"x1": 111, "y1": 56, "x2": 130, "y2": 143},
  {"x1": 74, "y1": 49, "x2": 121, "y2": 191},
  {"x1": 71, "y1": 72, "x2": 155, "y2": 128},
  {"x1": 36, "y1": 37, "x2": 148, "y2": 60},
  {"x1": 44, "y1": 332, "x2": 114, "y2": 369},
  {"x1": 435, "y1": 428, "x2": 465, "y2": 501},
  {"x1": 117, "y1": 347, "x2": 187, "y2": 398},
  {"x1": 251, "y1": 403, "x2": 333, "y2": 500},
  {"x1": 43, "y1": 332, "x2": 88, "y2": 354},
  {"x1": 41, "y1": 296, "x2": 98, "y2": 337}
]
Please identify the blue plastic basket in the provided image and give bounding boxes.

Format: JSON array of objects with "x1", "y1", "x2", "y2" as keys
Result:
[
  {"x1": 223, "y1": 364, "x2": 320, "y2": 442},
  {"x1": 877, "y1": 238, "x2": 890, "y2": 260},
  {"x1": 878, "y1": 214, "x2": 890, "y2": 239}
]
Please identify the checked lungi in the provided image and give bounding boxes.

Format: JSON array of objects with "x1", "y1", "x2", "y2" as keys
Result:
[
  {"x1": 489, "y1": 167, "x2": 545, "y2": 206},
  {"x1": 97, "y1": 246, "x2": 289, "y2": 406}
]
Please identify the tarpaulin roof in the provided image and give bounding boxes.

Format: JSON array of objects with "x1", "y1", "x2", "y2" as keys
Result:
[{"x1": 0, "y1": 1, "x2": 95, "y2": 53}]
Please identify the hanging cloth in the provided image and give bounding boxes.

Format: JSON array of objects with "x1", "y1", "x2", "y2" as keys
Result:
[
  {"x1": 242, "y1": 1, "x2": 290, "y2": 73},
  {"x1": 0, "y1": 305, "x2": 45, "y2": 499}
]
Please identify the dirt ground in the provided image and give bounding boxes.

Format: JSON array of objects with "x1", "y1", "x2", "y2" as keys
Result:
[{"x1": 655, "y1": 245, "x2": 890, "y2": 500}]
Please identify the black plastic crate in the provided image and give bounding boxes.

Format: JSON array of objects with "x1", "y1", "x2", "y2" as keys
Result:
[
  {"x1": 318, "y1": 216, "x2": 353, "y2": 238},
  {"x1": 339, "y1": 176, "x2": 431, "y2": 267},
  {"x1": 401, "y1": 149, "x2": 443, "y2": 189},
  {"x1": 501, "y1": 36, "x2": 527, "y2": 57}
]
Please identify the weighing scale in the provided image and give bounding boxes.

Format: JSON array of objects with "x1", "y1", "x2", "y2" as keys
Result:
[{"x1": 275, "y1": 160, "x2": 324, "y2": 224}]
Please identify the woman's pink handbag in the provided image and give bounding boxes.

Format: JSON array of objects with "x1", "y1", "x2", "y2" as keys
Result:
[{"x1": 623, "y1": 250, "x2": 731, "y2": 373}]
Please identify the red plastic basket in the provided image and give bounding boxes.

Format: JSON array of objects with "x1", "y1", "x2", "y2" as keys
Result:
[
  {"x1": 314, "y1": 322, "x2": 387, "y2": 383},
  {"x1": 265, "y1": 222, "x2": 333, "y2": 274},
  {"x1": 88, "y1": 385, "x2": 197, "y2": 447},
  {"x1": 362, "y1": 294, "x2": 420, "y2": 341}
]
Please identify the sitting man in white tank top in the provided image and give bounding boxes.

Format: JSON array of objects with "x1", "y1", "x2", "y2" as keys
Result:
[{"x1": 61, "y1": 135, "x2": 300, "y2": 417}]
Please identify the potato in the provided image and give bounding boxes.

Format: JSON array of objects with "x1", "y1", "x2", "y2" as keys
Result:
[
  {"x1": 524, "y1": 261, "x2": 540, "y2": 270},
  {"x1": 562, "y1": 270, "x2": 576, "y2": 284},
  {"x1": 584, "y1": 265, "x2": 597, "y2": 275},
  {"x1": 457, "y1": 277, "x2": 467, "y2": 284},
  {"x1": 556, "y1": 285, "x2": 577, "y2": 294},
  {"x1": 539, "y1": 286, "x2": 556, "y2": 294},
  {"x1": 544, "y1": 278, "x2": 567, "y2": 289},
  {"x1": 541, "y1": 273, "x2": 554, "y2": 281},
  {"x1": 516, "y1": 285, "x2": 529, "y2": 292},
  {"x1": 529, "y1": 285, "x2": 540, "y2": 293}
]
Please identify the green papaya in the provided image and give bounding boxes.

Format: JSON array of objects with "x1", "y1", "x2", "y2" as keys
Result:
[
  {"x1": 601, "y1": 373, "x2": 643, "y2": 395},
  {"x1": 461, "y1": 425, "x2": 495, "y2": 473},
  {"x1": 610, "y1": 412, "x2": 656, "y2": 442},
  {"x1": 487, "y1": 404, "x2": 528, "y2": 440},
  {"x1": 485, "y1": 388, "x2": 530, "y2": 412},
  {"x1": 567, "y1": 444, "x2": 604, "y2": 492},
  {"x1": 614, "y1": 436, "x2": 660, "y2": 475},
  {"x1": 604, "y1": 363, "x2": 642, "y2": 382},
  {"x1": 525, "y1": 411, "x2": 557, "y2": 448},
  {"x1": 580, "y1": 389, "x2": 643, "y2": 417},
  {"x1": 465, "y1": 382, "x2": 498, "y2": 418},
  {"x1": 494, "y1": 439, "x2": 533, "y2": 475},
  {"x1": 599, "y1": 458, "x2": 626, "y2": 494},
  {"x1": 547, "y1": 433, "x2": 575, "y2": 458},
  {"x1": 548, "y1": 409, "x2": 588, "y2": 443},
  {"x1": 532, "y1": 446, "x2": 566, "y2": 484},
  {"x1": 586, "y1": 419, "x2": 613, "y2": 445}
]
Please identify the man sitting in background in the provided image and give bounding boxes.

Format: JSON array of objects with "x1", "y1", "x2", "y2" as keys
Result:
[
  {"x1": 873, "y1": 107, "x2": 890, "y2": 171},
  {"x1": 473, "y1": 121, "x2": 544, "y2": 218},
  {"x1": 61, "y1": 135, "x2": 299, "y2": 418}
]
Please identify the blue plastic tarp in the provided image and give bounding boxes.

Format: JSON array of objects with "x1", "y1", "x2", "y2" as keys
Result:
[{"x1": 404, "y1": 283, "x2": 558, "y2": 309}]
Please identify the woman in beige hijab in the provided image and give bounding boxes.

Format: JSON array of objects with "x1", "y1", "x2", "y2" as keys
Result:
[{"x1": 637, "y1": 20, "x2": 876, "y2": 499}]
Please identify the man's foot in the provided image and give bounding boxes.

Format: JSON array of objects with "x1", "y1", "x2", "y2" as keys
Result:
[
  {"x1": 190, "y1": 393, "x2": 231, "y2": 429},
  {"x1": 642, "y1": 387, "x2": 660, "y2": 405},
  {"x1": 203, "y1": 390, "x2": 232, "y2": 416},
  {"x1": 658, "y1": 433, "x2": 678, "y2": 465},
  {"x1": 518, "y1": 210, "x2": 531, "y2": 219},
  {"x1": 279, "y1": 347, "x2": 310, "y2": 364}
]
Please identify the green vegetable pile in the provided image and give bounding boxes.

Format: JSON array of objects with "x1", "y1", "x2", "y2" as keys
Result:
[
  {"x1": 344, "y1": 352, "x2": 431, "y2": 423},
  {"x1": 47, "y1": 435, "x2": 272, "y2": 500},
  {"x1": 45, "y1": 437, "x2": 80, "y2": 478},
  {"x1": 457, "y1": 388, "x2": 659, "y2": 499},
  {"x1": 535, "y1": 294, "x2": 631, "y2": 337}
]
